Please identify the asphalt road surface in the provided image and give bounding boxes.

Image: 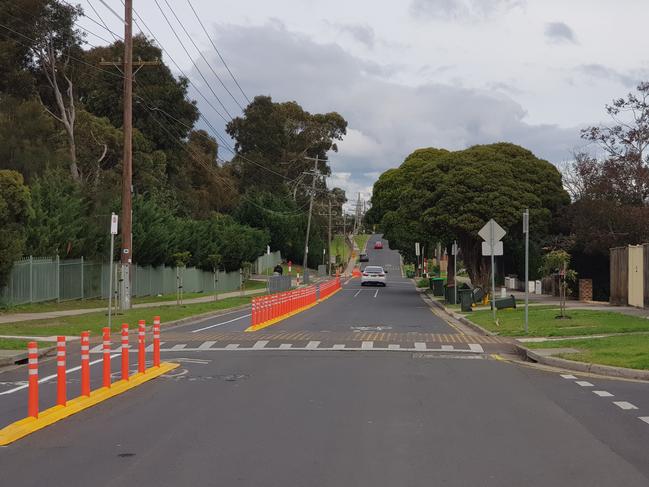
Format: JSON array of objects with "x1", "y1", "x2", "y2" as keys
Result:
[{"x1": 1, "y1": 234, "x2": 648, "y2": 486}]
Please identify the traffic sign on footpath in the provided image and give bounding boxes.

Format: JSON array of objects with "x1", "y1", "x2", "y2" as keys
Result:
[
  {"x1": 478, "y1": 219, "x2": 506, "y2": 322},
  {"x1": 478, "y1": 219, "x2": 506, "y2": 244}
]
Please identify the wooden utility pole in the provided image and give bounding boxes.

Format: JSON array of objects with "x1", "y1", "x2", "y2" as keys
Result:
[
  {"x1": 302, "y1": 156, "x2": 319, "y2": 284},
  {"x1": 99, "y1": 2, "x2": 158, "y2": 311},
  {"x1": 328, "y1": 198, "x2": 332, "y2": 276},
  {"x1": 120, "y1": 0, "x2": 134, "y2": 311}
]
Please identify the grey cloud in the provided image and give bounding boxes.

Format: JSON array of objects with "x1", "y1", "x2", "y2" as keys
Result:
[
  {"x1": 190, "y1": 21, "x2": 580, "y2": 197},
  {"x1": 329, "y1": 22, "x2": 376, "y2": 49},
  {"x1": 545, "y1": 22, "x2": 577, "y2": 44},
  {"x1": 410, "y1": 0, "x2": 524, "y2": 20},
  {"x1": 576, "y1": 63, "x2": 646, "y2": 87}
]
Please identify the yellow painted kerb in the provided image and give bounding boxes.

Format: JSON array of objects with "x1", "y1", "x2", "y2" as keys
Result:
[
  {"x1": 0, "y1": 362, "x2": 179, "y2": 446},
  {"x1": 245, "y1": 287, "x2": 342, "y2": 332}
]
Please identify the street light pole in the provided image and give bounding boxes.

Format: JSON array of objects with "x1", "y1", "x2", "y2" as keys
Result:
[
  {"x1": 524, "y1": 209, "x2": 529, "y2": 334},
  {"x1": 302, "y1": 155, "x2": 320, "y2": 284}
]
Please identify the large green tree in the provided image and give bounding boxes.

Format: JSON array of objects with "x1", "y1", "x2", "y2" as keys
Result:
[
  {"x1": 369, "y1": 143, "x2": 569, "y2": 287},
  {"x1": 0, "y1": 170, "x2": 32, "y2": 287}
]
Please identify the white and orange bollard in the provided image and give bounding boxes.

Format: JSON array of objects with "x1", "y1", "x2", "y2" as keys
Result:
[
  {"x1": 56, "y1": 336, "x2": 66, "y2": 406},
  {"x1": 28, "y1": 342, "x2": 39, "y2": 418},
  {"x1": 121, "y1": 323, "x2": 129, "y2": 381},
  {"x1": 102, "y1": 327, "x2": 111, "y2": 388},
  {"x1": 138, "y1": 319, "x2": 146, "y2": 374},
  {"x1": 153, "y1": 316, "x2": 161, "y2": 368},
  {"x1": 80, "y1": 331, "x2": 90, "y2": 397}
]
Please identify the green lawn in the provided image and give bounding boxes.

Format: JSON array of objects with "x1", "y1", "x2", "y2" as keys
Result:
[
  {"x1": 353, "y1": 234, "x2": 370, "y2": 252},
  {"x1": 0, "y1": 338, "x2": 52, "y2": 350},
  {"x1": 469, "y1": 306, "x2": 649, "y2": 337},
  {"x1": 0, "y1": 280, "x2": 265, "y2": 313},
  {"x1": 0, "y1": 295, "x2": 255, "y2": 337},
  {"x1": 330, "y1": 235, "x2": 349, "y2": 263},
  {"x1": 527, "y1": 335, "x2": 649, "y2": 370}
]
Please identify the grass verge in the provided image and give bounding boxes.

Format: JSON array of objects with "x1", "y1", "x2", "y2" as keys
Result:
[
  {"x1": 0, "y1": 295, "x2": 255, "y2": 337},
  {"x1": 527, "y1": 335, "x2": 649, "y2": 370},
  {"x1": 469, "y1": 306, "x2": 649, "y2": 337},
  {"x1": 353, "y1": 234, "x2": 370, "y2": 252},
  {"x1": 0, "y1": 338, "x2": 52, "y2": 350}
]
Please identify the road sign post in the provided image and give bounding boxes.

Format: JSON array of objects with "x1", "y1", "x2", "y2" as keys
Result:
[
  {"x1": 523, "y1": 209, "x2": 529, "y2": 334},
  {"x1": 479, "y1": 219, "x2": 506, "y2": 323},
  {"x1": 452, "y1": 241, "x2": 458, "y2": 305},
  {"x1": 415, "y1": 242, "x2": 420, "y2": 277},
  {"x1": 108, "y1": 213, "x2": 118, "y2": 330}
]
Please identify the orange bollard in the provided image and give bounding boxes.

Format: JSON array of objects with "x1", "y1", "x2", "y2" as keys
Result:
[
  {"x1": 138, "y1": 319, "x2": 146, "y2": 374},
  {"x1": 153, "y1": 316, "x2": 161, "y2": 367},
  {"x1": 56, "y1": 336, "x2": 66, "y2": 406},
  {"x1": 121, "y1": 323, "x2": 129, "y2": 381},
  {"x1": 27, "y1": 342, "x2": 39, "y2": 418},
  {"x1": 102, "y1": 327, "x2": 111, "y2": 388},
  {"x1": 80, "y1": 331, "x2": 90, "y2": 397}
]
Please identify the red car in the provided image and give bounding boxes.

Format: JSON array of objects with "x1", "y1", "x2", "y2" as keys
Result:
[{"x1": 374, "y1": 241, "x2": 383, "y2": 249}]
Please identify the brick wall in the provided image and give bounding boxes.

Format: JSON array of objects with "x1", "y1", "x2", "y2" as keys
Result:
[{"x1": 579, "y1": 278, "x2": 593, "y2": 302}]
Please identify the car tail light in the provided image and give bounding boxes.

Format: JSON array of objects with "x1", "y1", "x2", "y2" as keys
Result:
[
  {"x1": 363, "y1": 272, "x2": 368, "y2": 276},
  {"x1": 379, "y1": 273, "x2": 385, "y2": 277}
]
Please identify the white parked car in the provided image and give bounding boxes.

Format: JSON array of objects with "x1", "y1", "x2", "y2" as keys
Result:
[{"x1": 361, "y1": 266, "x2": 387, "y2": 286}]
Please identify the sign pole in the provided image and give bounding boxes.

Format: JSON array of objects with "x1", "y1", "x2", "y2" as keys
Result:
[
  {"x1": 453, "y1": 241, "x2": 458, "y2": 305},
  {"x1": 108, "y1": 213, "x2": 118, "y2": 330},
  {"x1": 490, "y1": 220, "x2": 497, "y2": 323},
  {"x1": 524, "y1": 209, "x2": 529, "y2": 334}
]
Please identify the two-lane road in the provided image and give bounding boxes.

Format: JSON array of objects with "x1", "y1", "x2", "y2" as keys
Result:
[{"x1": 1, "y1": 234, "x2": 649, "y2": 486}]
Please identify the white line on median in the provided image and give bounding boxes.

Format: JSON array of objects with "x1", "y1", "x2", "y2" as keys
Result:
[
  {"x1": 252, "y1": 340, "x2": 269, "y2": 349},
  {"x1": 361, "y1": 341, "x2": 373, "y2": 350},
  {"x1": 560, "y1": 374, "x2": 577, "y2": 379},
  {"x1": 191, "y1": 313, "x2": 251, "y2": 333},
  {"x1": 468, "y1": 344, "x2": 484, "y2": 353},
  {"x1": 575, "y1": 381, "x2": 594, "y2": 387},
  {"x1": 305, "y1": 341, "x2": 321, "y2": 350},
  {"x1": 197, "y1": 341, "x2": 217, "y2": 350},
  {"x1": 639, "y1": 417, "x2": 649, "y2": 425},
  {"x1": 593, "y1": 391, "x2": 614, "y2": 397},
  {"x1": 414, "y1": 342, "x2": 426, "y2": 350},
  {"x1": 613, "y1": 401, "x2": 638, "y2": 410}
]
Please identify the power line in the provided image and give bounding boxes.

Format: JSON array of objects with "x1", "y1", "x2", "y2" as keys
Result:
[
  {"x1": 185, "y1": 0, "x2": 251, "y2": 105},
  {"x1": 151, "y1": 0, "x2": 234, "y2": 120},
  {"x1": 162, "y1": 0, "x2": 245, "y2": 111},
  {"x1": 85, "y1": 0, "x2": 122, "y2": 42}
]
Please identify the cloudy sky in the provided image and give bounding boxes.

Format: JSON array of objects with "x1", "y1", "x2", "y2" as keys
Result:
[{"x1": 80, "y1": 0, "x2": 649, "y2": 203}]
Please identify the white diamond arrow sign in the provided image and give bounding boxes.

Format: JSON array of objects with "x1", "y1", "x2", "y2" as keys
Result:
[{"x1": 478, "y1": 219, "x2": 506, "y2": 243}]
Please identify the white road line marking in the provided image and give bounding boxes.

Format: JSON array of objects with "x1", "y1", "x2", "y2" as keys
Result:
[
  {"x1": 374, "y1": 289, "x2": 379, "y2": 298},
  {"x1": 593, "y1": 391, "x2": 614, "y2": 397},
  {"x1": 353, "y1": 289, "x2": 363, "y2": 298},
  {"x1": 252, "y1": 340, "x2": 269, "y2": 349},
  {"x1": 224, "y1": 344, "x2": 239, "y2": 350},
  {"x1": 441, "y1": 345, "x2": 454, "y2": 351},
  {"x1": 89, "y1": 344, "x2": 104, "y2": 353},
  {"x1": 414, "y1": 342, "x2": 426, "y2": 350},
  {"x1": 468, "y1": 344, "x2": 484, "y2": 353},
  {"x1": 613, "y1": 401, "x2": 638, "y2": 410},
  {"x1": 388, "y1": 344, "x2": 400, "y2": 350},
  {"x1": 169, "y1": 344, "x2": 187, "y2": 351},
  {"x1": 197, "y1": 341, "x2": 217, "y2": 350},
  {"x1": 333, "y1": 344, "x2": 346, "y2": 349},
  {"x1": 279, "y1": 343, "x2": 293, "y2": 349},
  {"x1": 305, "y1": 341, "x2": 321, "y2": 349},
  {"x1": 560, "y1": 374, "x2": 577, "y2": 379},
  {"x1": 639, "y1": 417, "x2": 649, "y2": 425},
  {"x1": 0, "y1": 354, "x2": 121, "y2": 396},
  {"x1": 361, "y1": 341, "x2": 373, "y2": 350},
  {"x1": 575, "y1": 381, "x2": 594, "y2": 387},
  {"x1": 191, "y1": 313, "x2": 252, "y2": 333}
]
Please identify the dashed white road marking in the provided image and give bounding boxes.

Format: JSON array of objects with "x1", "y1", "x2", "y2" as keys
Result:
[
  {"x1": 373, "y1": 289, "x2": 379, "y2": 298},
  {"x1": 593, "y1": 391, "x2": 614, "y2": 397},
  {"x1": 305, "y1": 341, "x2": 321, "y2": 350},
  {"x1": 560, "y1": 374, "x2": 577, "y2": 379},
  {"x1": 332, "y1": 344, "x2": 346, "y2": 349},
  {"x1": 388, "y1": 344, "x2": 400, "y2": 350},
  {"x1": 224, "y1": 344, "x2": 239, "y2": 350},
  {"x1": 197, "y1": 341, "x2": 217, "y2": 350},
  {"x1": 468, "y1": 344, "x2": 484, "y2": 353},
  {"x1": 414, "y1": 342, "x2": 426, "y2": 350},
  {"x1": 169, "y1": 344, "x2": 187, "y2": 351},
  {"x1": 252, "y1": 340, "x2": 269, "y2": 349},
  {"x1": 441, "y1": 345, "x2": 454, "y2": 351},
  {"x1": 575, "y1": 381, "x2": 594, "y2": 387},
  {"x1": 191, "y1": 313, "x2": 251, "y2": 333},
  {"x1": 639, "y1": 417, "x2": 649, "y2": 425},
  {"x1": 279, "y1": 343, "x2": 292, "y2": 349},
  {"x1": 353, "y1": 289, "x2": 363, "y2": 298},
  {"x1": 613, "y1": 401, "x2": 638, "y2": 410},
  {"x1": 361, "y1": 341, "x2": 373, "y2": 350}
]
